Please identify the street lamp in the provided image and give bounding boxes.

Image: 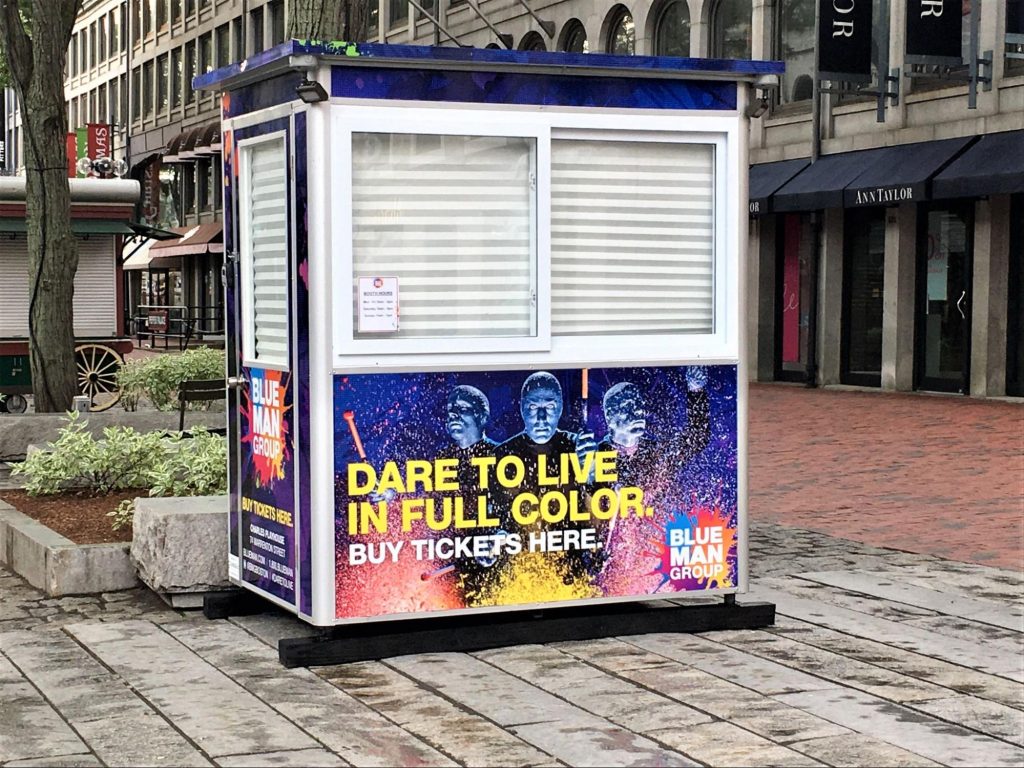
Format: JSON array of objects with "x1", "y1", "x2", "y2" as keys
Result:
[{"x1": 76, "y1": 155, "x2": 129, "y2": 178}]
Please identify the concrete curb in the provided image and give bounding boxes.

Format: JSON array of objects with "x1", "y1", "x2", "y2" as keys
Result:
[{"x1": 0, "y1": 500, "x2": 138, "y2": 596}]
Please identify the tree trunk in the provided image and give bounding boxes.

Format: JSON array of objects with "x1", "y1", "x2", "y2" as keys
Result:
[
  {"x1": 289, "y1": 0, "x2": 370, "y2": 41},
  {"x1": 0, "y1": 0, "x2": 81, "y2": 412}
]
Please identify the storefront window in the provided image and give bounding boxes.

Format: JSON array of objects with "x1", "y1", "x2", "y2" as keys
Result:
[
  {"x1": 1006, "y1": 195, "x2": 1023, "y2": 396},
  {"x1": 777, "y1": 213, "x2": 814, "y2": 381},
  {"x1": 842, "y1": 209, "x2": 885, "y2": 386},
  {"x1": 655, "y1": 1, "x2": 690, "y2": 57},
  {"x1": 918, "y1": 205, "x2": 973, "y2": 393},
  {"x1": 776, "y1": 0, "x2": 815, "y2": 105},
  {"x1": 606, "y1": 6, "x2": 635, "y2": 55},
  {"x1": 560, "y1": 19, "x2": 588, "y2": 53},
  {"x1": 712, "y1": 0, "x2": 752, "y2": 60}
]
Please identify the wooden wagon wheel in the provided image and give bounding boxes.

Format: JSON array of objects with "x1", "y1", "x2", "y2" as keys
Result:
[{"x1": 74, "y1": 344, "x2": 123, "y2": 412}]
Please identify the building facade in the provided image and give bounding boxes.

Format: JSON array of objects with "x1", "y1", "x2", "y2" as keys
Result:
[
  {"x1": 393, "y1": 0, "x2": 1024, "y2": 400},
  {"x1": 3, "y1": 1, "x2": 1022, "y2": 397}
]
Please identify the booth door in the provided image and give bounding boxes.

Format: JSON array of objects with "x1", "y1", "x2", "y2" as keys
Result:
[{"x1": 230, "y1": 127, "x2": 298, "y2": 609}]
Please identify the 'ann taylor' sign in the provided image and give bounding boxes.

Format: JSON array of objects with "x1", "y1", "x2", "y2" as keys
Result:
[
  {"x1": 818, "y1": 1, "x2": 874, "y2": 82},
  {"x1": 849, "y1": 185, "x2": 915, "y2": 206},
  {"x1": 905, "y1": 0, "x2": 964, "y2": 62}
]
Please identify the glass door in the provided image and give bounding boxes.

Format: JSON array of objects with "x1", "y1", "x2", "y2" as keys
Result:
[
  {"x1": 775, "y1": 213, "x2": 814, "y2": 382},
  {"x1": 842, "y1": 209, "x2": 885, "y2": 386},
  {"x1": 1007, "y1": 195, "x2": 1023, "y2": 397},
  {"x1": 917, "y1": 204, "x2": 973, "y2": 394}
]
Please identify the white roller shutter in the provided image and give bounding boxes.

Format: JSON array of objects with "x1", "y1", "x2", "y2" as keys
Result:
[
  {"x1": 0, "y1": 236, "x2": 29, "y2": 337},
  {"x1": 550, "y1": 139, "x2": 715, "y2": 336},
  {"x1": 0, "y1": 234, "x2": 115, "y2": 338},
  {"x1": 351, "y1": 132, "x2": 536, "y2": 339},
  {"x1": 243, "y1": 138, "x2": 289, "y2": 367},
  {"x1": 73, "y1": 237, "x2": 117, "y2": 337}
]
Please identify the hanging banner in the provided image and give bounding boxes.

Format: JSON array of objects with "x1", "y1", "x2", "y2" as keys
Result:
[
  {"x1": 66, "y1": 133, "x2": 78, "y2": 178},
  {"x1": 333, "y1": 364, "x2": 739, "y2": 622},
  {"x1": 87, "y1": 123, "x2": 111, "y2": 175},
  {"x1": 818, "y1": 0, "x2": 874, "y2": 82},
  {"x1": 905, "y1": 0, "x2": 963, "y2": 63},
  {"x1": 75, "y1": 126, "x2": 88, "y2": 177}
]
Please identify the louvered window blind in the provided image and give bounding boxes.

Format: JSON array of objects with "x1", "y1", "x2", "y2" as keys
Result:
[
  {"x1": 550, "y1": 139, "x2": 715, "y2": 336},
  {"x1": 351, "y1": 132, "x2": 536, "y2": 339},
  {"x1": 244, "y1": 139, "x2": 289, "y2": 366}
]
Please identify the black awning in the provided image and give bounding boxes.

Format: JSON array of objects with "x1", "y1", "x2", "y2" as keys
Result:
[
  {"x1": 932, "y1": 130, "x2": 1024, "y2": 199},
  {"x1": 771, "y1": 149, "x2": 878, "y2": 212},
  {"x1": 844, "y1": 136, "x2": 976, "y2": 208},
  {"x1": 748, "y1": 159, "x2": 810, "y2": 216}
]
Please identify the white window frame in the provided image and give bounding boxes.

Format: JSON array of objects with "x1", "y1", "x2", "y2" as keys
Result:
[
  {"x1": 329, "y1": 104, "x2": 741, "y2": 372},
  {"x1": 332, "y1": 106, "x2": 551, "y2": 357},
  {"x1": 239, "y1": 130, "x2": 290, "y2": 371}
]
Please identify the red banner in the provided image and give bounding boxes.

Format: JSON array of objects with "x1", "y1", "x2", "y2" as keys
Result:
[{"x1": 66, "y1": 133, "x2": 77, "y2": 177}]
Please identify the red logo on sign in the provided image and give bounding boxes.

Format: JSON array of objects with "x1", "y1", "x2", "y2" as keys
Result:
[{"x1": 373, "y1": 278, "x2": 384, "y2": 288}]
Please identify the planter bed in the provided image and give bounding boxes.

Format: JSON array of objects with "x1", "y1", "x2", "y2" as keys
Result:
[{"x1": 0, "y1": 492, "x2": 139, "y2": 596}]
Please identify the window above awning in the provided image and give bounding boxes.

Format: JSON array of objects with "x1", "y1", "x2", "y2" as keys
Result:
[
  {"x1": 748, "y1": 159, "x2": 810, "y2": 216},
  {"x1": 932, "y1": 130, "x2": 1024, "y2": 199},
  {"x1": 770, "y1": 137, "x2": 977, "y2": 213}
]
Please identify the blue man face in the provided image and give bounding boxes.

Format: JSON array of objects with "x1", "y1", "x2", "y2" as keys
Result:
[
  {"x1": 521, "y1": 386, "x2": 562, "y2": 444},
  {"x1": 447, "y1": 394, "x2": 485, "y2": 449},
  {"x1": 604, "y1": 383, "x2": 646, "y2": 448}
]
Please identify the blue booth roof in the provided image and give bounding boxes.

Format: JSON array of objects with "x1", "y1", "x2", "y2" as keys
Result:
[{"x1": 194, "y1": 39, "x2": 784, "y2": 94}]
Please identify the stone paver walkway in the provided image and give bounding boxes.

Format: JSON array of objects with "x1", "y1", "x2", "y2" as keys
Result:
[{"x1": 1, "y1": 384, "x2": 1021, "y2": 766}]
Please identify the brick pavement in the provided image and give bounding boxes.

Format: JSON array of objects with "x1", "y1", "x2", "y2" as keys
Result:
[{"x1": 748, "y1": 384, "x2": 1024, "y2": 570}]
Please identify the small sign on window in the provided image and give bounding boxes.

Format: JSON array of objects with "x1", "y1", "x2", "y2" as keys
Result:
[{"x1": 357, "y1": 276, "x2": 400, "y2": 333}]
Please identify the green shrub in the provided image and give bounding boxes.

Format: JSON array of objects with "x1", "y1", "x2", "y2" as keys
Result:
[
  {"x1": 12, "y1": 411, "x2": 165, "y2": 495},
  {"x1": 11, "y1": 412, "x2": 228, "y2": 531},
  {"x1": 116, "y1": 347, "x2": 226, "y2": 411}
]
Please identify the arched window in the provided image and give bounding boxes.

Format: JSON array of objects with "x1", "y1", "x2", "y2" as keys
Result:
[
  {"x1": 777, "y1": 0, "x2": 815, "y2": 104},
  {"x1": 655, "y1": 1, "x2": 691, "y2": 57},
  {"x1": 605, "y1": 6, "x2": 635, "y2": 55},
  {"x1": 519, "y1": 31, "x2": 547, "y2": 52},
  {"x1": 560, "y1": 19, "x2": 589, "y2": 53},
  {"x1": 711, "y1": 0, "x2": 751, "y2": 60}
]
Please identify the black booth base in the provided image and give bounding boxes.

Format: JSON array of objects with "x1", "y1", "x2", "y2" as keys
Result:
[
  {"x1": 277, "y1": 598, "x2": 775, "y2": 668},
  {"x1": 203, "y1": 589, "x2": 272, "y2": 620}
]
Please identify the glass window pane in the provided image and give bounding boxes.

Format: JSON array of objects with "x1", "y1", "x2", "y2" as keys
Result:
[
  {"x1": 607, "y1": 9, "x2": 635, "y2": 54},
  {"x1": 713, "y1": 0, "x2": 752, "y2": 59},
  {"x1": 351, "y1": 133, "x2": 537, "y2": 340},
  {"x1": 656, "y1": 1, "x2": 690, "y2": 57},
  {"x1": 561, "y1": 19, "x2": 588, "y2": 53},
  {"x1": 551, "y1": 139, "x2": 714, "y2": 336},
  {"x1": 778, "y1": 0, "x2": 815, "y2": 103}
]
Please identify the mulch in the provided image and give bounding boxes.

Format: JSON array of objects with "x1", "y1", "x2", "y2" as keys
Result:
[{"x1": 0, "y1": 489, "x2": 143, "y2": 545}]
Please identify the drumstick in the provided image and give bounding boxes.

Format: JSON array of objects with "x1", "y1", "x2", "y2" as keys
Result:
[
  {"x1": 421, "y1": 564, "x2": 456, "y2": 581},
  {"x1": 580, "y1": 368, "x2": 589, "y2": 426},
  {"x1": 342, "y1": 410, "x2": 366, "y2": 460}
]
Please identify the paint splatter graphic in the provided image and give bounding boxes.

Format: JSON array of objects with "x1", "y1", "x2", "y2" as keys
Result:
[{"x1": 241, "y1": 369, "x2": 291, "y2": 488}]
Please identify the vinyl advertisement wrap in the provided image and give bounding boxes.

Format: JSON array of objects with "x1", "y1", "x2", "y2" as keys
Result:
[
  {"x1": 333, "y1": 364, "x2": 739, "y2": 621},
  {"x1": 239, "y1": 366, "x2": 297, "y2": 605}
]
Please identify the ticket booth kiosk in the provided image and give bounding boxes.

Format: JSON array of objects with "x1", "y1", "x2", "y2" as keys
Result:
[{"x1": 197, "y1": 42, "x2": 781, "y2": 665}]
